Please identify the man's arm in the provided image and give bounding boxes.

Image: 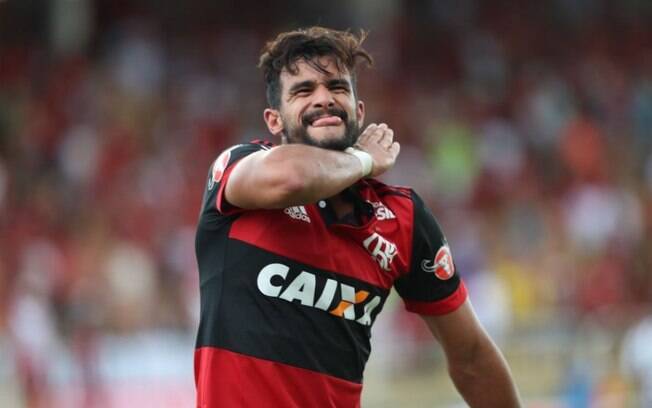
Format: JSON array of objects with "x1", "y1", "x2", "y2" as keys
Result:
[
  {"x1": 225, "y1": 123, "x2": 399, "y2": 209},
  {"x1": 421, "y1": 300, "x2": 522, "y2": 407}
]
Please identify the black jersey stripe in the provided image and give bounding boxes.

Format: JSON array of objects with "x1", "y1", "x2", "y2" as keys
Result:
[{"x1": 195, "y1": 239, "x2": 390, "y2": 383}]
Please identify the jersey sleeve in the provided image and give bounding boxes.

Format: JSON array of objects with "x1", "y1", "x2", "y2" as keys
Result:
[
  {"x1": 199, "y1": 141, "x2": 272, "y2": 217},
  {"x1": 394, "y1": 191, "x2": 468, "y2": 315}
]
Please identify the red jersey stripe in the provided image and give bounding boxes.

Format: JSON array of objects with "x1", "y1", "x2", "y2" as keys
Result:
[
  {"x1": 402, "y1": 281, "x2": 468, "y2": 315},
  {"x1": 195, "y1": 347, "x2": 362, "y2": 408}
]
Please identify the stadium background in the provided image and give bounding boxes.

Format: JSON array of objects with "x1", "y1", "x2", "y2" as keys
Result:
[{"x1": 1, "y1": 0, "x2": 652, "y2": 406}]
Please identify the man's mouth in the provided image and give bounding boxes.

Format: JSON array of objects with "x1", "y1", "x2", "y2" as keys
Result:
[
  {"x1": 303, "y1": 109, "x2": 348, "y2": 128},
  {"x1": 310, "y1": 115, "x2": 343, "y2": 127}
]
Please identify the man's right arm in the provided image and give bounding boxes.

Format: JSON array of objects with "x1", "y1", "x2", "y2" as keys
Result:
[{"x1": 226, "y1": 123, "x2": 399, "y2": 209}]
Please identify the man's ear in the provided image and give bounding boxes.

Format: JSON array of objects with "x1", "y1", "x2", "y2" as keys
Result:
[
  {"x1": 263, "y1": 108, "x2": 284, "y2": 136},
  {"x1": 356, "y1": 100, "x2": 365, "y2": 129}
]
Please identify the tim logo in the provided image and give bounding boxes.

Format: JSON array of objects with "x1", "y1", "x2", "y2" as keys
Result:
[
  {"x1": 363, "y1": 232, "x2": 398, "y2": 271},
  {"x1": 257, "y1": 263, "x2": 383, "y2": 326}
]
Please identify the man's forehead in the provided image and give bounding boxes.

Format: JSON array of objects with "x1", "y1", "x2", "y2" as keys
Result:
[{"x1": 280, "y1": 56, "x2": 351, "y2": 81}]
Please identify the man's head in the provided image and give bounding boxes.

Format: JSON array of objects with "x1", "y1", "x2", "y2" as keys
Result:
[{"x1": 258, "y1": 27, "x2": 373, "y2": 150}]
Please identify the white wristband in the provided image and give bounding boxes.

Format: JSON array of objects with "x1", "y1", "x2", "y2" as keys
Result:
[{"x1": 345, "y1": 147, "x2": 373, "y2": 178}]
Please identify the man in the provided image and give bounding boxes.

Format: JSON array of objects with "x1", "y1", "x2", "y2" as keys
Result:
[{"x1": 194, "y1": 26, "x2": 521, "y2": 407}]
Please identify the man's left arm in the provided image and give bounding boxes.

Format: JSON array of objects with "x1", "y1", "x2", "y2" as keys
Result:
[
  {"x1": 421, "y1": 300, "x2": 522, "y2": 408},
  {"x1": 394, "y1": 190, "x2": 521, "y2": 407}
]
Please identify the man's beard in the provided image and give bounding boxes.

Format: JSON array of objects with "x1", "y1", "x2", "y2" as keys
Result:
[{"x1": 283, "y1": 106, "x2": 359, "y2": 151}]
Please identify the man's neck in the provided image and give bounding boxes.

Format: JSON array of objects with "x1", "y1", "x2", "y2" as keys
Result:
[{"x1": 328, "y1": 194, "x2": 355, "y2": 221}]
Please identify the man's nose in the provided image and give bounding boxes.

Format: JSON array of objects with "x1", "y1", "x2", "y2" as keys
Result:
[{"x1": 311, "y1": 85, "x2": 335, "y2": 109}]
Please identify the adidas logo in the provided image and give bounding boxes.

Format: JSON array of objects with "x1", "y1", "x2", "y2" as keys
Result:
[{"x1": 283, "y1": 206, "x2": 311, "y2": 223}]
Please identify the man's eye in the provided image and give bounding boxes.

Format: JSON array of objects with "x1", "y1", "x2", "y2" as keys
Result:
[
  {"x1": 295, "y1": 89, "x2": 311, "y2": 95},
  {"x1": 332, "y1": 86, "x2": 348, "y2": 92}
]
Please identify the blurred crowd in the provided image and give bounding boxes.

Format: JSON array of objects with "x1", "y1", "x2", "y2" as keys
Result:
[{"x1": 1, "y1": 1, "x2": 652, "y2": 406}]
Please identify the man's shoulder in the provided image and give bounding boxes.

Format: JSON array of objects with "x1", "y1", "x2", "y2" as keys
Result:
[
  {"x1": 360, "y1": 179, "x2": 437, "y2": 223},
  {"x1": 362, "y1": 178, "x2": 413, "y2": 199},
  {"x1": 206, "y1": 139, "x2": 275, "y2": 173},
  {"x1": 358, "y1": 179, "x2": 417, "y2": 224},
  {"x1": 219, "y1": 139, "x2": 274, "y2": 154},
  {"x1": 249, "y1": 139, "x2": 275, "y2": 149},
  {"x1": 218, "y1": 139, "x2": 275, "y2": 156}
]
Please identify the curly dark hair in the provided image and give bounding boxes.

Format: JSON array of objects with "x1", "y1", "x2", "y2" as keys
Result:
[{"x1": 258, "y1": 26, "x2": 373, "y2": 109}]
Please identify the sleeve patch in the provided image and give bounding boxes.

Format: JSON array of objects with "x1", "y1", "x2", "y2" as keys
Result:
[
  {"x1": 199, "y1": 141, "x2": 271, "y2": 218},
  {"x1": 420, "y1": 245, "x2": 455, "y2": 280},
  {"x1": 208, "y1": 146, "x2": 240, "y2": 190}
]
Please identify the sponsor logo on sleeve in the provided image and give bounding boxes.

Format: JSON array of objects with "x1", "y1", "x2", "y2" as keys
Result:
[
  {"x1": 421, "y1": 245, "x2": 455, "y2": 280},
  {"x1": 208, "y1": 145, "x2": 245, "y2": 190}
]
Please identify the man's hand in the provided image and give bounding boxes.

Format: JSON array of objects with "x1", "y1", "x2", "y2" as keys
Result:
[{"x1": 355, "y1": 123, "x2": 400, "y2": 177}]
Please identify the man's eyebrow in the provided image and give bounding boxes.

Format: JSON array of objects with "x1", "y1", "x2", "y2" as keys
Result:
[
  {"x1": 288, "y1": 80, "x2": 316, "y2": 94},
  {"x1": 326, "y1": 78, "x2": 350, "y2": 88}
]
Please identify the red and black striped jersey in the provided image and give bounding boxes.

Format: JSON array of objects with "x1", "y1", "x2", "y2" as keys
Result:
[{"x1": 194, "y1": 141, "x2": 467, "y2": 407}]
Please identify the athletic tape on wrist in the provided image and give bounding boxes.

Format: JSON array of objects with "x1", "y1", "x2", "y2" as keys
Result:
[{"x1": 345, "y1": 147, "x2": 373, "y2": 177}]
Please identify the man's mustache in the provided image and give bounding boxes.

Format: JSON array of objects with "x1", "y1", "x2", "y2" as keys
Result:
[{"x1": 301, "y1": 107, "x2": 349, "y2": 127}]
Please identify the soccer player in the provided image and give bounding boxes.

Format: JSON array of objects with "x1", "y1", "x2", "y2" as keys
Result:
[{"x1": 194, "y1": 26, "x2": 522, "y2": 407}]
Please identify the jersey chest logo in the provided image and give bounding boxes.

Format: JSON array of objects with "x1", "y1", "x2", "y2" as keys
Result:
[
  {"x1": 362, "y1": 232, "x2": 398, "y2": 272},
  {"x1": 256, "y1": 263, "x2": 383, "y2": 326}
]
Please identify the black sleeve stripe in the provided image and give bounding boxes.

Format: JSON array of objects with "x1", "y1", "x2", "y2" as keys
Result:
[{"x1": 393, "y1": 190, "x2": 461, "y2": 304}]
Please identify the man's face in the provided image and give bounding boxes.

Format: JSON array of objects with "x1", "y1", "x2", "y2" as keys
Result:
[{"x1": 275, "y1": 56, "x2": 364, "y2": 151}]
